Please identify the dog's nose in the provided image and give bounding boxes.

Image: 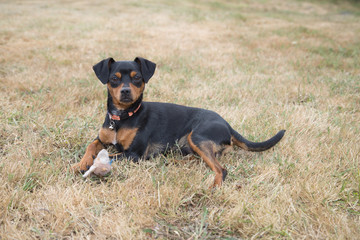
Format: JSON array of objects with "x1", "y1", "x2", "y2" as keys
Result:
[{"x1": 121, "y1": 87, "x2": 131, "y2": 95}]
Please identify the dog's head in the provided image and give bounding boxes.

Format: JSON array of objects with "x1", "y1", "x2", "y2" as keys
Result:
[{"x1": 93, "y1": 57, "x2": 156, "y2": 110}]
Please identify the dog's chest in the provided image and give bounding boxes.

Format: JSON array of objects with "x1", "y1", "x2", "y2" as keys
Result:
[{"x1": 99, "y1": 127, "x2": 138, "y2": 150}]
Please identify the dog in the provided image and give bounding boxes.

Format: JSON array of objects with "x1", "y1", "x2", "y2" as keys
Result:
[{"x1": 72, "y1": 57, "x2": 285, "y2": 187}]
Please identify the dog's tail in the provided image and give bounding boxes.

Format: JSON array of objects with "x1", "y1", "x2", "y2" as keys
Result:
[{"x1": 231, "y1": 128, "x2": 285, "y2": 152}]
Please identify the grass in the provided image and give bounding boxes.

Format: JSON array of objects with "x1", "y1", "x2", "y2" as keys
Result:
[{"x1": 1, "y1": 0, "x2": 360, "y2": 239}]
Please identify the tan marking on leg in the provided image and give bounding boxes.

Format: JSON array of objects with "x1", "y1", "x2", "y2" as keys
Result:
[
  {"x1": 187, "y1": 132, "x2": 225, "y2": 188},
  {"x1": 72, "y1": 139, "x2": 104, "y2": 172}
]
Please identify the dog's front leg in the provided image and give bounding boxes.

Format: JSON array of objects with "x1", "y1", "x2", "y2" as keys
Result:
[{"x1": 72, "y1": 138, "x2": 104, "y2": 173}]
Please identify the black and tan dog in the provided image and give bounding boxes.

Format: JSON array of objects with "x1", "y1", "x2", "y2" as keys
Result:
[{"x1": 72, "y1": 57, "x2": 285, "y2": 187}]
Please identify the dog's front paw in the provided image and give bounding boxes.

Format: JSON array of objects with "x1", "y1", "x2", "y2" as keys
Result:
[{"x1": 72, "y1": 155, "x2": 94, "y2": 174}]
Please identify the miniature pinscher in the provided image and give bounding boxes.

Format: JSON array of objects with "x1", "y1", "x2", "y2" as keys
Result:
[{"x1": 72, "y1": 57, "x2": 285, "y2": 187}]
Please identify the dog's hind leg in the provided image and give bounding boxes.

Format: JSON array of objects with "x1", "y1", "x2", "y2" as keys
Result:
[{"x1": 187, "y1": 131, "x2": 228, "y2": 188}]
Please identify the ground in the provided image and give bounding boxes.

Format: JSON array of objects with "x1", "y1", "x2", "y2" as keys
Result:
[{"x1": 0, "y1": 0, "x2": 359, "y2": 239}]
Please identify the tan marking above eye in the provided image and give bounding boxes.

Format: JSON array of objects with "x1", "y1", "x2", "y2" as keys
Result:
[
  {"x1": 115, "y1": 72, "x2": 121, "y2": 78},
  {"x1": 130, "y1": 71, "x2": 137, "y2": 78}
]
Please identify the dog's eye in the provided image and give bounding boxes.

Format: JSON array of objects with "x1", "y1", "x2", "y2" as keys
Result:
[
  {"x1": 111, "y1": 76, "x2": 118, "y2": 81},
  {"x1": 133, "y1": 75, "x2": 141, "y2": 81}
]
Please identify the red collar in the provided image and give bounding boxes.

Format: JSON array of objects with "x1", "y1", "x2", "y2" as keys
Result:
[{"x1": 108, "y1": 103, "x2": 142, "y2": 121}]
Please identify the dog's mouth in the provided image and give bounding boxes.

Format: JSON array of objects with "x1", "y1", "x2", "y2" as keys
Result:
[{"x1": 120, "y1": 96, "x2": 133, "y2": 103}]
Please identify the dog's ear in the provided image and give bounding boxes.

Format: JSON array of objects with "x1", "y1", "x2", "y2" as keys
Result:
[
  {"x1": 134, "y1": 57, "x2": 156, "y2": 83},
  {"x1": 93, "y1": 58, "x2": 115, "y2": 84}
]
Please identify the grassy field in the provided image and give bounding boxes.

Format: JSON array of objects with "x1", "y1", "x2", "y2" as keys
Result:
[{"x1": 1, "y1": 0, "x2": 359, "y2": 239}]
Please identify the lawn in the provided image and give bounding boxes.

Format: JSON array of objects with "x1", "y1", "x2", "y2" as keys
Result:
[{"x1": 0, "y1": 0, "x2": 359, "y2": 239}]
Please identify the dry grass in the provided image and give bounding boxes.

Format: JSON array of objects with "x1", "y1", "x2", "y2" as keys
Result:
[{"x1": 1, "y1": 0, "x2": 360, "y2": 239}]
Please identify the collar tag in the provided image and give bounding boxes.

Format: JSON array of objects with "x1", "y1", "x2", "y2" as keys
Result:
[{"x1": 109, "y1": 119, "x2": 115, "y2": 130}]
